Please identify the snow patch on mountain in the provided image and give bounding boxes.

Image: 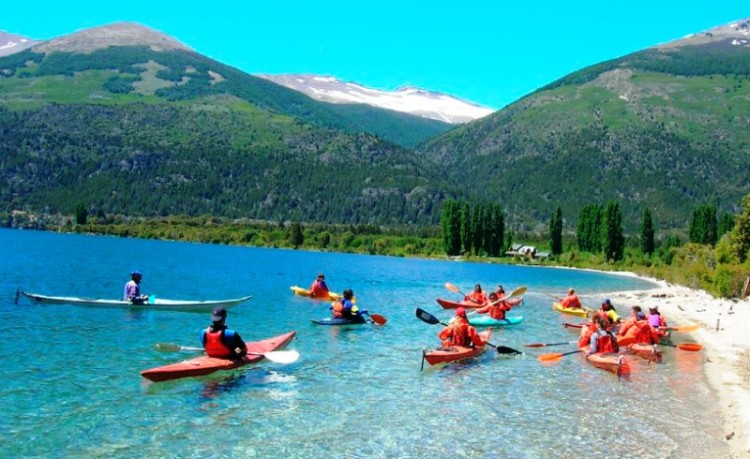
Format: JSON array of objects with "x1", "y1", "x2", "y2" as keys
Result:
[
  {"x1": 256, "y1": 74, "x2": 494, "y2": 124},
  {"x1": 0, "y1": 32, "x2": 38, "y2": 57}
]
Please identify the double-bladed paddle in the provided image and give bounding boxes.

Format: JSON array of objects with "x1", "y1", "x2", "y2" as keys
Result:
[
  {"x1": 154, "y1": 343, "x2": 300, "y2": 363},
  {"x1": 525, "y1": 340, "x2": 577, "y2": 348},
  {"x1": 414, "y1": 307, "x2": 522, "y2": 355},
  {"x1": 538, "y1": 349, "x2": 581, "y2": 362},
  {"x1": 363, "y1": 312, "x2": 387, "y2": 325},
  {"x1": 666, "y1": 324, "x2": 700, "y2": 333}
]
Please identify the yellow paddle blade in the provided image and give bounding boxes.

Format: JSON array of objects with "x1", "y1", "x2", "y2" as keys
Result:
[{"x1": 508, "y1": 286, "x2": 527, "y2": 298}]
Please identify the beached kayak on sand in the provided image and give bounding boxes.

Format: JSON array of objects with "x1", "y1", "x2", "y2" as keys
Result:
[
  {"x1": 141, "y1": 331, "x2": 296, "y2": 382},
  {"x1": 18, "y1": 290, "x2": 252, "y2": 313},
  {"x1": 422, "y1": 329, "x2": 493, "y2": 366},
  {"x1": 437, "y1": 297, "x2": 523, "y2": 310}
]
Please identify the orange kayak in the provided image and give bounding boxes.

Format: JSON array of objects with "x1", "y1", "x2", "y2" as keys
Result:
[
  {"x1": 580, "y1": 345, "x2": 627, "y2": 376},
  {"x1": 141, "y1": 331, "x2": 296, "y2": 382},
  {"x1": 628, "y1": 343, "x2": 663, "y2": 363},
  {"x1": 423, "y1": 329, "x2": 492, "y2": 366}
]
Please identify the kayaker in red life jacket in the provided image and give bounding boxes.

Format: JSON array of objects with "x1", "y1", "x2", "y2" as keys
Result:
[
  {"x1": 586, "y1": 316, "x2": 619, "y2": 355},
  {"x1": 309, "y1": 273, "x2": 330, "y2": 298},
  {"x1": 476, "y1": 292, "x2": 511, "y2": 320},
  {"x1": 559, "y1": 288, "x2": 583, "y2": 309},
  {"x1": 464, "y1": 284, "x2": 487, "y2": 305},
  {"x1": 439, "y1": 308, "x2": 485, "y2": 348},
  {"x1": 578, "y1": 315, "x2": 598, "y2": 348},
  {"x1": 495, "y1": 285, "x2": 506, "y2": 299},
  {"x1": 123, "y1": 271, "x2": 149, "y2": 304},
  {"x1": 619, "y1": 312, "x2": 660, "y2": 344},
  {"x1": 201, "y1": 307, "x2": 247, "y2": 359},
  {"x1": 617, "y1": 305, "x2": 642, "y2": 336}
]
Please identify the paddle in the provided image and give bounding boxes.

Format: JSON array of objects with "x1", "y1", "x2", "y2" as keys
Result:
[
  {"x1": 148, "y1": 294, "x2": 156, "y2": 304},
  {"x1": 538, "y1": 349, "x2": 581, "y2": 362},
  {"x1": 661, "y1": 342, "x2": 703, "y2": 352},
  {"x1": 444, "y1": 282, "x2": 472, "y2": 301},
  {"x1": 363, "y1": 312, "x2": 387, "y2": 325},
  {"x1": 666, "y1": 324, "x2": 700, "y2": 333},
  {"x1": 414, "y1": 308, "x2": 522, "y2": 355},
  {"x1": 525, "y1": 340, "x2": 577, "y2": 348},
  {"x1": 154, "y1": 343, "x2": 300, "y2": 363}
]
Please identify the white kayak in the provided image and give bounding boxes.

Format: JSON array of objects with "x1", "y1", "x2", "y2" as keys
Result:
[{"x1": 17, "y1": 290, "x2": 252, "y2": 313}]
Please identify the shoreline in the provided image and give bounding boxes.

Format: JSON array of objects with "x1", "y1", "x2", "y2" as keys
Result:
[{"x1": 588, "y1": 272, "x2": 750, "y2": 458}]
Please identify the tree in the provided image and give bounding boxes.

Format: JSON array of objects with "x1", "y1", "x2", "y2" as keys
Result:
[
  {"x1": 719, "y1": 212, "x2": 735, "y2": 238},
  {"x1": 289, "y1": 222, "x2": 304, "y2": 249},
  {"x1": 601, "y1": 200, "x2": 624, "y2": 261},
  {"x1": 440, "y1": 199, "x2": 462, "y2": 256},
  {"x1": 689, "y1": 205, "x2": 718, "y2": 245},
  {"x1": 577, "y1": 204, "x2": 602, "y2": 252},
  {"x1": 640, "y1": 207, "x2": 655, "y2": 255},
  {"x1": 728, "y1": 194, "x2": 750, "y2": 262},
  {"x1": 459, "y1": 202, "x2": 471, "y2": 255},
  {"x1": 74, "y1": 203, "x2": 87, "y2": 225},
  {"x1": 550, "y1": 206, "x2": 563, "y2": 255}
]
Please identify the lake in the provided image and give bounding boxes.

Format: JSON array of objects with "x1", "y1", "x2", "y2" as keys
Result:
[{"x1": 0, "y1": 229, "x2": 727, "y2": 458}]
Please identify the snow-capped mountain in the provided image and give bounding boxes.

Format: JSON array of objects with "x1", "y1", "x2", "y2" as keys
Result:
[
  {"x1": 658, "y1": 18, "x2": 750, "y2": 48},
  {"x1": 256, "y1": 74, "x2": 494, "y2": 124},
  {"x1": 0, "y1": 31, "x2": 38, "y2": 57}
]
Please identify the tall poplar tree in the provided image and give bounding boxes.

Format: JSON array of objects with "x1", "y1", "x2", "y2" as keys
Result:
[
  {"x1": 440, "y1": 199, "x2": 462, "y2": 256},
  {"x1": 640, "y1": 207, "x2": 655, "y2": 255},
  {"x1": 577, "y1": 204, "x2": 602, "y2": 252},
  {"x1": 550, "y1": 206, "x2": 563, "y2": 255},
  {"x1": 602, "y1": 200, "x2": 624, "y2": 261}
]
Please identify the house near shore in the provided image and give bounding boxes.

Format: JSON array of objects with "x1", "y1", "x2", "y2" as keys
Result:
[{"x1": 505, "y1": 244, "x2": 549, "y2": 260}]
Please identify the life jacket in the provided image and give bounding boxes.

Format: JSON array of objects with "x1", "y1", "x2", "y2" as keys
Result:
[
  {"x1": 578, "y1": 323, "x2": 596, "y2": 348},
  {"x1": 633, "y1": 320, "x2": 657, "y2": 344},
  {"x1": 466, "y1": 291, "x2": 487, "y2": 305},
  {"x1": 440, "y1": 319, "x2": 470, "y2": 347},
  {"x1": 594, "y1": 331, "x2": 618, "y2": 353},
  {"x1": 331, "y1": 299, "x2": 345, "y2": 318},
  {"x1": 310, "y1": 280, "x2": 329, "y2": 297},
  {"x1": 203, "y1": 326, "x2": 233, "y2": 358},
  {"x1": 561, "y1": 295, "x2": 581, "y2": 309}
]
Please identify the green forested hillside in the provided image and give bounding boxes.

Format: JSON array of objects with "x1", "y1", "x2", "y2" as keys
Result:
[{"x1": 417, "y1": 38, "x2": 750, "y2": 231}]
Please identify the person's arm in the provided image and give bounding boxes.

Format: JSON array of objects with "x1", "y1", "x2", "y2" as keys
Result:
[{"x1": 587, "y1": 333, "x2": 599, "y2": 355}]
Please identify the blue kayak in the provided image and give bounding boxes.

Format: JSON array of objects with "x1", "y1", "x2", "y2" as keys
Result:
[
  {"x1": 312, "y1": 316, "x2": 368, "y2": 326},
  {"x1": 468, "y1": 315, "x2": 524, "y2": 327}
]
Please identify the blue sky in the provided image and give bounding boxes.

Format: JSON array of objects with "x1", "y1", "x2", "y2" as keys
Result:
[{"x1": 3, "y1": 1, "x2": 749, "y2": 109}]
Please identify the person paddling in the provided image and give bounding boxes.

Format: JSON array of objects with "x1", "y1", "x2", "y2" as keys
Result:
[
  {"x1": 559, "y1": 288, "x2": 583, "y2": 309},
  {"x1": 123, "y1": 271, "x2": 149, "y2": 304},
  {"x1": 200, "y1": 307, "x2": 247, "y2": 359},
  {"x1": 619, "y1": 311, "x2": 660, "y2": 344},
  {"x1": 585, "y1": 316, "x2": 619, "y2": 355},
  {"x1": 330, "y1": 289, "x2": 366, "y2": 321},
  {"x1": 439, "y1": 308, "x2": 485, "y2": 348},
  {"x1": 476, "y1": 292, "x2": 512, "y2": 320},
  {"x1": 309, "y1": 273, "x2": 330, "y2": 298},
  {"x1": 599, "y1": 298, "x2": 620, "y2": 325},
  {"x1": 464, "y1": 284, "x2": 487, "y2": 306}
]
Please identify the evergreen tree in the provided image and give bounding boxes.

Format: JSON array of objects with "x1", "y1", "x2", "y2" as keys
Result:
[
  {"x1": 486, "y1": 203, "x2": 504, "y2": 257},
  {"x1": 689, "y1": 205, "x2": 718, "y2": 245},
  {"x1": 289, "y1": 222, "x2": 304, "y2": 249},
  {"x1": 550, "y1": 206, "x2": 563, "y2": 255},
  {"x1": 719, "y1": 212, "x2": 735, "y2": 238},
  {"x1": 640, "y1": 207, "x2": 655, "y2": 255},
  {"x1": 471, "y1": 204, "x2": 484, "y2": 255},
  {"x1": 577, "y1": 204, "x2": 602, "y2": 252},
  {"x1": 74, "y1": 204, "x2": 87, "y2": 225},
  {"x1": 459, "y1": 202, "x2": 471, "y2": 255},
  {"x1": 440, "y1": 200, "x2": 462, "y2": 256},
  {"x1": 728, "y1": 194, "x2": 750, "y2": 262},
  {"x1": 601, "y1": 200, "x2": 624, "y2": 261}
]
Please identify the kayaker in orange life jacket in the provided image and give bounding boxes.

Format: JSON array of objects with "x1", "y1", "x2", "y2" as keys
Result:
[
  {"x1": 309, "y1": 273, "x2": 330, "y2": 298},
  {"x1": 617, "y1": 305, "x2": 642, "y2": 335},
  {"x1": 619, "y1": 311, "x2": 660, "y2": 344},
  {"x1": 578, "y1": 315, "x2": 598, "y2": 348},
  {"x1": 559, "y1": 288, "x2": 583, "y2": 309},
  {"x1": 200, "y1": 307, "x2": 247, "y2": 358},
  {"x1": 464, "y1": 284, "x2": 487, "y2": 305},
  {"x1": 476, "y1": 292, "x2": 511, "y2": 320},
  {"x1": 586, "y1": 316, "x2": 619, "y2": 355},
  {"x1": 439, "y1": 308, "x2": 485, "y2": 348}
]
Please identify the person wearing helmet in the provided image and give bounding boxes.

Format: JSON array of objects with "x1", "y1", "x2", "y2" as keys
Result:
[
  {"x1": 439, "y1": 307, "x2": 484, "y2": 348},
  {"x1": 309, "y1": 273, "x2": 330, "y2": 299},
  {"x1": 123, "y1": 271, "x2": 149, "y2": 304}
]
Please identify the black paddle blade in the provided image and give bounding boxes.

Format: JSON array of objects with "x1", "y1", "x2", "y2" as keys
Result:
[
  {"x1": 415, "y1": 308, "x2": 441, "y2": 325},
  {"x1": 495, "y1": 345, "x2": 522, "y2": 355}
]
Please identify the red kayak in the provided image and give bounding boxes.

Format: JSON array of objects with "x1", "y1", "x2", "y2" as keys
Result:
[
  {"x1": 627, "y1": 342, "x2": 663, "y2": 363},
  {"x1": 436, "y1": 298, "x2": 522, "y2": 310},
  {"x1": 141, "y1": 331, "x2": 296, "y2": 382},
  {"x1": 422, "y1": 330, "x2": 492, "y2": 366},
  {"x1": 580, "y1": 345, "x2": 628, "y2": 376}
]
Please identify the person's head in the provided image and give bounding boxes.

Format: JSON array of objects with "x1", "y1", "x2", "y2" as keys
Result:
[
  {"x1": 496, "y1": 285, "x2": 505, "y2": 293},
  {"x1": 131, "y1": 271, "x2": 142, "y2": 282},
  {"x1": 456, "y1": 307, "x2": 467, "y2": 318},
  {"x1": 649, "y1": 306, "x2": 659, "y2": 315},
  {"x1": 211, "y1": 307, "x2": 227, "y2": 325},
  {"x1": 595, "y1": 316, "x2": 609, "y2": 329},
  {"x1": 631, "y1": 305, "x2": 642, "y2": 314},
  {"x1": 489, "y1": 292, "x2": 499, "y2": 302},
  {"x1": 568, "y1": 288, "x2": 575, "y2": 295},
  {"x1": 343, "y1": 289, "x2": 354, "y2": 300},
  {"x1": 636, "y1": 311, "x2": 646, "y2": 321},
  {"x1": 317, "y1": 273, "x2": 325, "y2": 280},
  {"x1": 474, "y1": 284, "x2": 482, "y2": 292}
]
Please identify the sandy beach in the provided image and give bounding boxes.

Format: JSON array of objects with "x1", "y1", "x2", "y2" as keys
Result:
[{"x1": 588, "y1": 273, "x2": 750, "y2": 458}]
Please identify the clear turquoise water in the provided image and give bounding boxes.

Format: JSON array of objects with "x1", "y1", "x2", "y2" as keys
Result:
[{"x1": 1, "y1": 229, "x2": 727, "y2": 458}]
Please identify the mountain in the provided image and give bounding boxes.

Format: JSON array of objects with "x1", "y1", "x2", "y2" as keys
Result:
[
  {"x1": 0, "y1": 31, "x2": 38, "y2": 57},
  {"x1": 256, "y1": 74, "x2": 494, "y2": 124},
  {"x1": 416, "y1": 18, "x2": 750, "y2": 232},
  {"x1": 0, "y1": 22, "x2": 456, "y2": 224}
]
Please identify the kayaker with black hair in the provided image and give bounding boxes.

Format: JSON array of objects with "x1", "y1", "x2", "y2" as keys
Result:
[
  {"x1": 123, "y1": 271, "x2": 149, "y2": 304},
  {"x1": 309, "y1": 273, "x2": 330, "y2": 299},
  {"x1": 495, "y1": 285, "x2": 506, "y2": 299},
  {"x1": 599, "y1": 298, "x2": 620, "y2": 325},
  {"x1": 619, "y1": 311, "x2": 660, "y2": 344},
  {"x1": 439, "y1": 308, "x2": 485, "y2": 348},
  {"x1": 201, "y1": 307, "x2": 247, "y2": 359},
  {"x1": 476, "y1": 292, "x2": 512, "y2": 320},
  {"x1": 585, "y1": 316, "x2": 619, "y2": 355},
  {"x1": 617, "y1": 305, "x2": 642, "y2": 336},
  {"x1": 464, "y1": 284, "x2": 487, "y2": 305},
  {"x1": 330, "y1": 289, "x2": 365, "y2": 321}
]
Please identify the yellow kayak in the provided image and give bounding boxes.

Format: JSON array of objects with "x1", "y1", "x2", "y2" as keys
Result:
[
  {"x1": 290, "y1": 286, "x2": 357, "y2": 303},
  {"x1": 552, "y1": 302, "x2": 591, "y2": 318}
]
